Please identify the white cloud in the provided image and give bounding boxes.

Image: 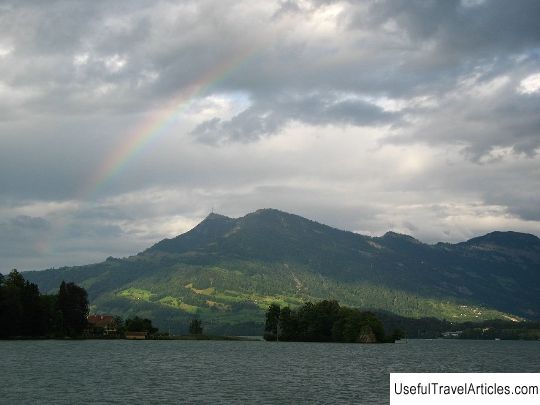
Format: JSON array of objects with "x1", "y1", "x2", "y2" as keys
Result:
[
  {"x1": 103, "y1": 54, "x2": 127, "y2": 73},
  {"x1": 460, "y1": 0, "x2": 487, "y2": 8},
  {"x1": 94, "y1": 83, "x2": 117, "y2": 96},
  {"x1": 73, "y1": 52, "x2": 89, "y2": 66},
  {"x1": 0, "y1": 44, "x2": 14, "y2": 57},
  {"x1": 136, "y1": 70, "x2": 159, "y2": 88},
  {"x1": 518, "y1": 73, "x2": 540, "y2": 94}
]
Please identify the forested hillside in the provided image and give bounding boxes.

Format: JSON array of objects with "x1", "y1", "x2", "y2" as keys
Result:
[{"x1": 23, "y1": 209, "x2": 540, "y2": 334}]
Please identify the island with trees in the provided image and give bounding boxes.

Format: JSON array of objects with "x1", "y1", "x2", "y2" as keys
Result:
[{"x1": 264, "y1": 300, "x2": 403, "y2": 343}]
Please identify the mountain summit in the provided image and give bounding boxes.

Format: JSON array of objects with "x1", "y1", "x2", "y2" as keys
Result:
[
  {"x1": 461, "y1": 231, "x2": 540, "y2": 249},
  {"x1": 24, "y1": 209, "x2": 540, "y2": 332},
  {"x1": 147, "y1": 208, "x2": 369, "y2": 265}
]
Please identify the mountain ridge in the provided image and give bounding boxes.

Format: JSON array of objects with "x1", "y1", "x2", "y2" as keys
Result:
[
  {"x1": 151, "y1": 209, "x2": 539, "y2": 254},
  {"x1": 23, "y1": 208, "x2": 540, "y2": 333}
]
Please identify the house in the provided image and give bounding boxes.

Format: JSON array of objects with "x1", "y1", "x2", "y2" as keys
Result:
[
  {"x1": 125, "y1": 331, "x2": 147, "y2": 340},
  {"x1": 87, "y1": 314, "x2": 118, "y2": 337}
]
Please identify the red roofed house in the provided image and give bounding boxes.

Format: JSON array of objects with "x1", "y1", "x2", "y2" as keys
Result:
[{"x1": 87, "y1": 315, "x2": 118, "y2": 337}]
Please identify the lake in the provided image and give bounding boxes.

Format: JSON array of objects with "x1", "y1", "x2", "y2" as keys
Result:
[{"x1": 1, "y1": 339, "x2": 539, "y2": 404}]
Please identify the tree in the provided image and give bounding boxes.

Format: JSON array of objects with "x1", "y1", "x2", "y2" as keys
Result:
[
  {"x1": 40, "y1": 294, "x2": 61, "y2": 336},
  {"x1": 278, "y1": 306, "x2": 298, "y2": 341},
  {"x1": 125, "y1": 316, "x2": 158, "y2": 334},
  {"x1": 390, "y1": 328, "x2": 405, "y2": 342},
  {"x1": 19, "y1": 280, "x2": 45, "y2": 336},
  {"x1": 0, "y1": 270, "x2": 47, "y2": 337},
  {"x1": 264, "y1": 303, "x2": 281, "y2": 341},
  {"x1": 0, "y1": 273, "x2": 90, "y2": 338},
  {"x1": 5, "y1": 269, "x2": 25, "y2": 289},
  {"x1": 311, "y1": 300, "x2": 340, "y2": 342},
  {"x1": 361, "y1": 311, "x2": 385, "y2": 342},
  {"x1": 264, "y1": 300, "x2": 387, "y2": 343},
  {"x1": 0, "y1": 271, "x2": 23, "y2": 337},
  {"x1": 0, "y1": 273, "x2": 11, "y2": 338},
  {"x1": 56, "y1": 281, "x2": 89, "y2": 337},
  {"x1": 114, "y1": 316, "x2": 125, "y2": 333},
  {"x1": 189, "y1": 318, "x2": 203, "y2": 335}
]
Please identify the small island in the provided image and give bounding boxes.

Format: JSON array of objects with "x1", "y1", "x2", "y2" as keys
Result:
[{"x1": 264, "y1": 300, "x2": 403, "y2": 343}]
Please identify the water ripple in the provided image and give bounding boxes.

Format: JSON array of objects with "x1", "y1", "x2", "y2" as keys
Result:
[{"x1": 0, "y1": 339, "x2": 539, "y2": 404}]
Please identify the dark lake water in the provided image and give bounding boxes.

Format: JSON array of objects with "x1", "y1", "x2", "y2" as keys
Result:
[{"x1": 1, "y1": 339, "x2": 539, "y2": 404}]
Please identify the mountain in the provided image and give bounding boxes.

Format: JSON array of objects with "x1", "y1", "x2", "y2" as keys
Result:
[{"x1": 24, "y1": 209, "x2": 540, "y2": 334}]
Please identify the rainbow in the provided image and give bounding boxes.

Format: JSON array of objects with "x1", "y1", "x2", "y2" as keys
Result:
[
  {"x1": 80, "y1": 46, "x2": 259, "y2": 199},
  {"x1": 37, "y1": 48, "x2": 259, "y2": 260}
]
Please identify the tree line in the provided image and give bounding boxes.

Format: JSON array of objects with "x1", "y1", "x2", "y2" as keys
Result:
[
  {"x1": 0, "y1": 269, "x2": 175, "y2": 339},
  {"x1": 264, "y1": 300, "x2": 403, "y2": 343},
  {"x1": 0, "y1": 270, "x2": 89, "y2": 338}
]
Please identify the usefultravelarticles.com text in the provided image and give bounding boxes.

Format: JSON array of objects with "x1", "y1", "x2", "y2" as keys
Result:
[{"x1": 390, "y1": 373, "x2": 539, "y2": 404}]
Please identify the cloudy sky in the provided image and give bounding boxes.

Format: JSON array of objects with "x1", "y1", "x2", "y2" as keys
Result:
[{"x1": 1, "y1": 0, "x2": 539, "y2": 271}]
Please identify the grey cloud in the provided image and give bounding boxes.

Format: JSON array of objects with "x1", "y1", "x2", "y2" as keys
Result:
[
  {"x1": 63, "y1": 217, "x2": 123, "y2": 240},
  {"x1": 0, "y1": 115, "x2": 138, "y2": 200},
  {"x1": 0, "y1": 216, "x2": 51, "y2": 262},
  {"x1": 10, "y1": 215, "x2": 51, "y2": 231},
  {"x1": 356, "y1": 0, "x2": 540, "y2": 56},
  {"x1": 403, "y1": 221, "x2": 418, "y2": 233},
  {"x1": 2, "y1": 0, "x2": 537, "y2": 121},
  {"x1": 488, "y1": 192, "x2": 540, "y2": 222},
  {"x1": 477, "y1": 170, "x2": 540, "y2": 221},
  {"x1": 0, "y1": 0, "x2": 276, "y2": 118},
  {"x1": 332, "y1": 0, "x2": 540, "y2": 102},
  {"x1": 272, "y1": 1, "x2": 302, "y2": 19},
  {"x1": 390, "y1": 79, "x2": 540, "y2": 159},
  {"x1": 388, "y1": 146, "x2": 540, "y2": 223},
  {"x1": 192, "y1": 94, "x2": 399, "y2": 143}
]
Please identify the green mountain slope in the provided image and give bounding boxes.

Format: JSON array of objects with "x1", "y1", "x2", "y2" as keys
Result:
[{"x1": 24, "y1": 209, "x2": 540, "y2": 334}]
